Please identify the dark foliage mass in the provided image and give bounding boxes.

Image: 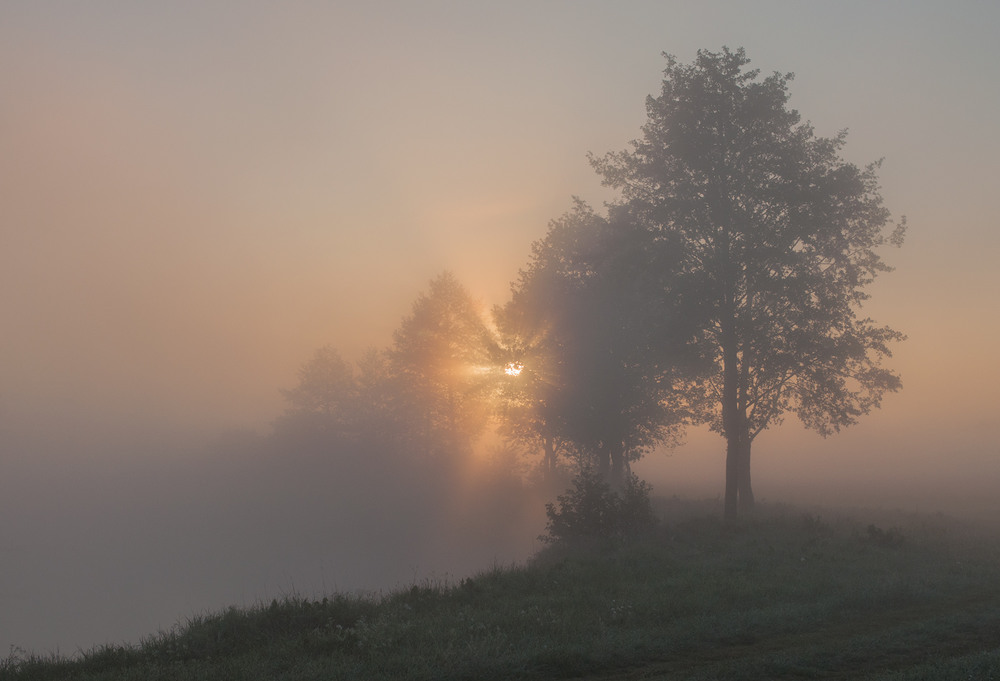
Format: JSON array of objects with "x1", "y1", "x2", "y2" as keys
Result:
[
  {"x1": 495, "y1": 200, "x2": 706, "y2": 485},
  {"x1": 540, "y1": 467, "x2": 657, "y2": 546}
]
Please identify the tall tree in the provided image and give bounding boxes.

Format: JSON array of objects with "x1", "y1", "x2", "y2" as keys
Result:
[
  {"x1": 593, "y1": 47, "x2": 905, "y2": 520},
  {"x1": 389, "y1": 271, "x2": 493, "y2": 459},
  {"x1": 497, "y1": 200, "x2": 702, "y2": 485}
]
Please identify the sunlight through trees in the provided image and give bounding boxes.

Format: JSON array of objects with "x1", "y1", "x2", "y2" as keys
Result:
[{"x1": 275, "y1": 48, "x2": 904, "y2": 524}]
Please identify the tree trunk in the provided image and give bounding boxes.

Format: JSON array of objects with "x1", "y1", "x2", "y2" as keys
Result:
[
  {"x1": 722, "y1": 384, "x2": 741, "y2": 523},
  {"x1": 596, "y1": 442, "x2": 611, "y2": 480},
  {"x1": 724, "y1": 433, "x2": 740, "y2": 522},
  {"x1": 721, "y1": 320, "x2": 740, "y2": 523},
  {"x1": 737, "y1": 435, "x2": 754, "y2": 513},
  {"x1": 543, "y1": 434, "x2": 556, "y2": 482},
  {"x1": 609, "y1": 443, "x2": 626, "y2": 490}
]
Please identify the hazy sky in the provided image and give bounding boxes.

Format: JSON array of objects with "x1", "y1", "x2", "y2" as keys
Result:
[
  {"x1": 2, "y1": 0, "x2": 999, "y2": 654},
  {"x1": 2, "y1": 2, "x2": 998, "y2": 435}
]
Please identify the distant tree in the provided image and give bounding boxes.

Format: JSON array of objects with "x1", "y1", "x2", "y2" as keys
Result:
[
  {"x1": 592, "y1": 47, "x2": 905, "y2": 520},
  {"x1": 278, "y1": 345, "x2": 357, "y2": 435},
  {"x1": 389, "y1": 272, "x2": 494, "y2": 459},
  {"x1": 276, "y1": 344, "x2": 406, "y2": 453},
  {"x1": 497, "y1": 200, "x2": 703, "y2": 485},
  {"x1": 351, "y1": 347, "x2": 396, "y2": 437}
]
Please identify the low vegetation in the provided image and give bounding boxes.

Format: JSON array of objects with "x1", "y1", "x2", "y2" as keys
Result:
[
  {"x1": 5, "y1": 500, "x2": 1000, "y2": 680},
  {"x1": 540, "y1": 468, "x2": 657, "y2": 547}
]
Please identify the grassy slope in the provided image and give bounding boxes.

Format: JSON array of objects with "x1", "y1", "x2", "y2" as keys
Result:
[{"x1": 4, "y1": 501, "x2": 1000, "y2": 681}]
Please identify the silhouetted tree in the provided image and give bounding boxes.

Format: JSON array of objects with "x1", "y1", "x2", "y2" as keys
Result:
[
  {"x1": 540, "y1": 467, "x2": 656, "y2": 546},
  {"x1": 592, "y1": 48, "x2": 905, "y2": 520},
  {"x1": 277, "y1": 345, "x2": 357, "y2": 435},
  {"x1": 497, "y1": 201, "x2": 703, "y2": 485},
  {"x1": 493, "y1": 295, "x2": 575, "y2": 483},
  {"x1": 276, "y1": 344, "x2": 412, "y2": 455},
  {"x1": 351, "y1": 347, "x2": 397, "y2": 439},
  {"x1": 389, "y1": 272, "x2": 494, "y2": 459}
]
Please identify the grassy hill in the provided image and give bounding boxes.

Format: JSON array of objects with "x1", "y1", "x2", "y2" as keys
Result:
[{"x1": 4, "y1": 500, "x2": 1000, "y2": 680}]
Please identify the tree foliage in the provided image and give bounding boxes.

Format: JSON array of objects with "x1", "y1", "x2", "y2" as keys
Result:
[
  {"x1": 497, "y1": 200, "x2": 705, "y2": 483},
  {"x1": 277, "y1": 345, "x2": 357, "y2": 435},
  {"x1": 276, "y1": 273, "x2": 497, "y2": 463},
  {"x1": 540, "y1": 467, "x2": 656, "y2": 546},
  {"x1": 388, "y1": 271, "x2": 495, "y2": 459},
  {"x1": 592, "y1": 47, "x2": 904, "y2": 519}
]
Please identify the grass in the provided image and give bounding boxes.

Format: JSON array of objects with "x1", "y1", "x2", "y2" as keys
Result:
[{"x1": 4, "y1": 500, "x2": 1000, "y2": 680}]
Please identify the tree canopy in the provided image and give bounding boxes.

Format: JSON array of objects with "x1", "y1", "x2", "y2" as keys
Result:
[
  {"x1": 496, "y1": 200, "x2": 704, "y2": 484},
  {"x1": 276, "y1": 273, "x2": 496, "y2": 463},
  {"x1": 592, "y1": 47, "x2": 905, "y2": 520},
  {"x1": 389, "y1": 271, "x2": 495, "y2": 460},
  {"x1": 276, "y1": 345, "x2": 357, "y2": 438}
]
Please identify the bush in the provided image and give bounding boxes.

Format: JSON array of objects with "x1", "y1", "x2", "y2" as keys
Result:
[
  {"x1": 540, "y1": 468, "x2": 656, "y2": 545},
  {"x1": 866, "y1": 523, "x2": 906, "y2": 548}
]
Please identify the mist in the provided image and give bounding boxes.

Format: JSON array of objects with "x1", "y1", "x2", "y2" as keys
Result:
[{"x1": 3, "y1": 0, "x2": 1000, "y2": 656}]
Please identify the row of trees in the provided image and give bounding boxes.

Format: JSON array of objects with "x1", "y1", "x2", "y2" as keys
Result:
[
  {"x1": 279, "y1": 48, "x2": 905, "y2": 521},
  {"x1": 276, "y1": 272, "x2": 498, "y2": 466}
]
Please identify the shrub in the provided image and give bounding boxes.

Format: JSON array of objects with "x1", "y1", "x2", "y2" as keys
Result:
[
  {"x1": 866, "y1": 523, "x2": 906, "y2": 548},
  {"x1": 540, "y1": 468, "x2": 656, "y2": 545}
]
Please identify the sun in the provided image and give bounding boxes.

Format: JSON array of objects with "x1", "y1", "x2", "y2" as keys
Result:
[{"x1": 504, "y1": 362, "x2": 523, "y2": 377}]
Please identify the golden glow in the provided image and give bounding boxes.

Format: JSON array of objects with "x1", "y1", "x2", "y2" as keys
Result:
[{"x1": 505, "y1": 362, "x2": 523, "y2": 377}]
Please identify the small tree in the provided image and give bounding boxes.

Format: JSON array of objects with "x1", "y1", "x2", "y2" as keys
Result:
[
  {"x1": 277, "y1": 345, "x2": 357, "y2": 435},
  {"x1": 541, "y1": 468, "x2": 656, "y2": 545}
]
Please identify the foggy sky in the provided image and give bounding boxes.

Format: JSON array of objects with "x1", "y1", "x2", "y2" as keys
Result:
[{"x1": 2, "y1": 0, "x2": 999, "y2": 656}]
